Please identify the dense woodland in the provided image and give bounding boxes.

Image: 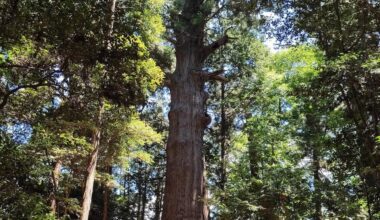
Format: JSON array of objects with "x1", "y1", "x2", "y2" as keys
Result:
[{"x1": 0, "y1": 0, "x2": 379, "y2": 219}]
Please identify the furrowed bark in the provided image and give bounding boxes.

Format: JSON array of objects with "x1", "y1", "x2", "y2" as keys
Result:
[
  {"x1": 163, "y1": 44, "x2": 209, "y2": 219},
  {"x1": 163, "y1": 1, "x2": 228, "y2": 218}
]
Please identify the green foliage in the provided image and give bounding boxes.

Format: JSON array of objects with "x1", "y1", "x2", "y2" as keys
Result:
[
  {"x1": 0, "y1": 131, "x2": 52, "y2": 218},
  {"x1": 1, "y1": 0, "x2": 379, "y2": 218}
]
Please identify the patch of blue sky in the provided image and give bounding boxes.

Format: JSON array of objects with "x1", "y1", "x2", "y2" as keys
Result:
[{"x1": 4, "y1": 122, "x2": 33, "y2": 144}]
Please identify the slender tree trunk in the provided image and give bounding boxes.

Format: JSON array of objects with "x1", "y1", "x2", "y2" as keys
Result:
[
  {"x1": 248, "y1": 139, "x2": 259, "y2": 179},
  {"x1": 102, "y1": 181, "x2": 110, "y2": 220},
  {"x1": 154, "y1": 154, "x2": 165, "y2": 220},
  {"x1": 137, "y1": 163, "x2": 142, "y2": 219},
  {"x1": 63, "y1": 186, "x2": 69, "y2": 216},
  {"x1": 50, "y1": 159, "x2": 62, "y2": 215},
  {"x1": 140, "y1": 167, "x2": 148, "y2": 220},
  {"x1": 102, "y1": 166, "x2": 112, "y2": 220},
  {"x1": 153, "y1": 168, "x2": 163, "y2": 220},
  {"x1": 364, "y1": 182, "x2": 373, "y2": 220},
  {"x1": 125, "y1": 173, "x2": 131, "y2": 218},
  {"x1": 106, "y1": 0, "x2": 116, "y2": 47},
  {"x1": 80, "y1": 99, "x2": 104, "y2": 220},
  {"x1": 219, "y1": 82, "x2": 227, "y2": 191},
  {"x1": 80, "y1": 0, "x2": 115, "y2": 218},
  {"x1": 313, "y1": 146, "x2": 322, "y2": 220},
  {"x1": 340, "y1": 80, "x2": 380, "y2": 210},
  {"x1": 123, "y1": 174, "x2": 127, "y2": 198}
]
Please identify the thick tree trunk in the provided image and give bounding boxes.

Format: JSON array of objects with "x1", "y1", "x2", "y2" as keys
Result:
[
  {"x1": 163, "y1": 1, "x2": 229, "y2": 219},
  {"x1": 50, "y1": 159, "x2": 62, "y2": 215},
  {"x1": 162, "y1": 44, "x2": 209, "y2": 219},
  {"x1": 80, "y1": 100, "x2": 104, "y2": 220}
]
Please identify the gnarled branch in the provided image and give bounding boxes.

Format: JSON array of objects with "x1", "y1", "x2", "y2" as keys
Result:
[
  {"x1": 201, "y1": 27, "x2": 236, "y2": 60},
  {"x1": 201, "y1": 35, "x2": 229, "y2": 60}
]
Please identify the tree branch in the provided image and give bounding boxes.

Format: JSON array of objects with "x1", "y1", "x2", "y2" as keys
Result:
[
  {"x1": 0, "y1": 82, "x2": 50, "y2": 109},
  {"x1": 202, "y1": 35, "x2": 229, "y2": 59},
  {"x1": 201, "y1": 28, "x2": 236, "y2": 60},
  {"x1": 0, "y1": 70, "x2": 56, "y2": 109}
]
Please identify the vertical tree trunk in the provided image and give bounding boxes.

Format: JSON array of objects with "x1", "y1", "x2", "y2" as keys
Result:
[
  {"x1": 80, "y1": 99, "x2": 104, "y2": 220},
  {"x1": 50, "y1": 159, "x2": 62, "y2": 215},
  {"x1": 313, "y1": 146, "x2": 322, "y2": 220},
  {"x1": 364, "y1": 183, "x2": 373, "y2": 220},
  {"x1": 153, "y1": 167, "x2": 163, "y2": 220},
  {"x1": 163, "y1": 1, "x2": 229, "y2": 219},
  {"x1": 140, "y1": 167, "x2": 148, "y2": 220},
  {"x1": 261, "y1": 201, "x2": 278, "y2": 220},
  {"x1": 163, "y1": 44, "x2": 209, "y2": 220},
  {"x1": 102, "y1": 166, "x2": 112, "y2": 220},
  {"x1": 248, "y1": 139, "x2": 259, "y2": 179},
  {"x1": 125, "y1": 173, "x2": 131, "y2": 218},
  {"x1": 137, "y1": 163, "x2": 142, "y2": 219},
  {"x1": 80, "y1": 0, "x2": 115, "y2": 218},
  {"x1": 219, "y1": 82, "x2": 227, "y2": 191}
]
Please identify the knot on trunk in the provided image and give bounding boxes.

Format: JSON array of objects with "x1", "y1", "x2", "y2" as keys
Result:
[{"x1": 201, "y1": 113, "x2": 211, "y2": 128}]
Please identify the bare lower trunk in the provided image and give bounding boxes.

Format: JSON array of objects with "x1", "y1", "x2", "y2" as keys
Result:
[
  {"x1": 162, "y1": 1, "x2": 230, "y2": 219},
  {"x1": 50, "y1": 160, "x2": 62, "y2": 215},
  {"x1": 162, "y1": 45, "x2": 209, "y2": 219},
  {"x1": 80, "y1": 100, "x2": 104, "y2": 220}
]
